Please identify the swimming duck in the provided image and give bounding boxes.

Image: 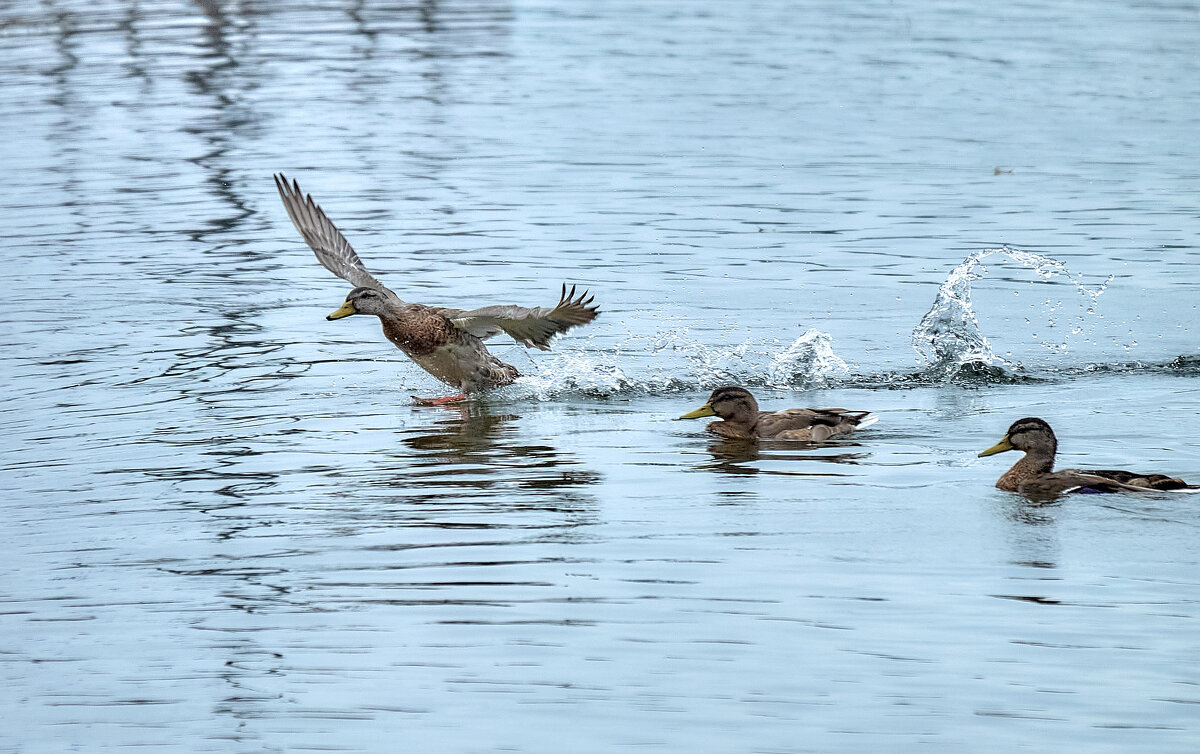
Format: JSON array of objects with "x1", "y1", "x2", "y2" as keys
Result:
[
  {"x1": 274, "y1": 174, "x2": 599, "y2": 404},
  {"x1": 678, "y1": 386, "x2": 876, "y2": 441},
  {"x1": 979, "y1": 417, "x2": 1195, "y2": 497}
]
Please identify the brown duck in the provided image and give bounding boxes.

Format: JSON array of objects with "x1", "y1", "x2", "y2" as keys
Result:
[
  {"x1": 275, "y1": 174, "x2": 599, "y2": 404},
  {"x1": 979, "y1": 417, "x2": 1195, "y2": 498},
  {"x1": 678, "y1": 386, "x2": 875, "y2": 441}
]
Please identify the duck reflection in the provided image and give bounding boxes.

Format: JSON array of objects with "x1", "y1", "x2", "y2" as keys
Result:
[
  {"x1": 996, "y1": 498, "x2": 1061, "y2": 572},
  {"x1": 1000, "y1": 497, "x2": 1061, "y2": 527},
  {"x1": 699, "y1": 438, "x2": 869, "y2": 476},
  {"x1": 379, "y1": 402, "x2": 603, "y2": 508},
  {"x1": 402, "y1": 401, "x2": 519, "y2": 455}
]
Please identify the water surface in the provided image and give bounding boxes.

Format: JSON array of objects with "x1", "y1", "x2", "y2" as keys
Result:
[{"x1": 3, "y1": 1, "x2": 1200, "y2": 750}]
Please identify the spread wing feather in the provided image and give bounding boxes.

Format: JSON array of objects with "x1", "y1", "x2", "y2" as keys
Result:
[
  {"x1": 441, "y1": 284, "x2": 600, "y2": 350},
  {"x1": 274, "y1": 173, "x2": 400, "y2": 302}
]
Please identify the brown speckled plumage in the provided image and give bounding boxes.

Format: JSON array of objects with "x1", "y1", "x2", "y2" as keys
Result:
[
  {"x1": 381, "y1": 305, "x2": 459, "y2": 358},
  {"x1": 679, "y1": 386, "x2": 875, "y2": 442},
  {"x1": 275, "y1": 174, "x2": 599, "y2": 395},
  {"x1": 979, "y1": 417, "x2": 1195, "y2": 499}
]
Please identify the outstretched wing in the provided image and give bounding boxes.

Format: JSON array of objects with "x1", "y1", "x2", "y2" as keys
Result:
[
  {"x1": 273, "y1": 173, "x2": 400, "y2": 301},
  {"x1": 440, "y1": 284, "x2": 599, "y2": 351}
]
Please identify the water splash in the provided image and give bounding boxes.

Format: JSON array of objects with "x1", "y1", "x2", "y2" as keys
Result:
[
  {"x1": 766, "y1": 329, "x2": 850, "y2": 387},
  {"x1": 502, "y1": 350, "x2": 641, "y2": 401},
  {"x1": 463, "y1": 246, "x2": 1194, "y2": 401},
  {"x1": 480, "y1": 335, "x2": 1193, "y2": 402},
  {"x1": 497, "y1": 327, "x2": 854, "y2": 400},
  {"x1": 911, "y1": 246, "x2": 1111, "y2": 379}
]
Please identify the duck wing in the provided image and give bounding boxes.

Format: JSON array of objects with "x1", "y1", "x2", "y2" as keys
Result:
[
  {"x1": 1019, "y1": 469, "x2": 1195, "y2": 499},
  {"x1": 1015, "y1": 471, "x2": 1124, "y2": 498},
  {"x1": 274, "y1": 174, "x2": 400, "y2": 302},
  {"x1": 437, "y1": 284, "x2": 599, "y2": 351},
  {"x1": 1073, "y1": 468, "x2": 1194, "y2": 491},
  {"x1": 759, "y1": 408, "x2": 876, "y2": 441}
]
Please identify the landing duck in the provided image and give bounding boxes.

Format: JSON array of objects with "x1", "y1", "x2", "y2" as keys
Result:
[{"x1": 274, "y1": 174, "x2": 599, "y2": 404}]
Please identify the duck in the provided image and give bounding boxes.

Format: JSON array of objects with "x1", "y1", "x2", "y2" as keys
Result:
[
  {"x1": 274, "y1": 174, "x2": 599, "y2": 404},
  {"x1": 677, "y1": 386, "x2": 876, "y2": 441},
  {"x1": 979, "y1": 417, "x2": 1195, "y2": 497}
]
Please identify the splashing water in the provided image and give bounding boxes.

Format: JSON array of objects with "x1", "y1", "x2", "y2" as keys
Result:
[
  {"x1": 498, "y1": 325, "x2": 854, "y2": 400},
  {"x1": 480, "y1": 247, "x2": 1131, "y2": 400},
  {"x1": 766, "y1": 329, "x2": 850, "y2": 388},
  {"x1": 911, "y1": 246, "x2": 1111, "y2": 378}
]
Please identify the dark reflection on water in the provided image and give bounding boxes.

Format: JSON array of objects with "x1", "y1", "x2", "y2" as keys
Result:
[
  {"x1": 185, "y1": 0, "x2": 259, "y2": 245},
  {"x1": 1001, "y1": 497, "x2": 1061, "y2": 527},
  {"x1": 700, "y1": 438, "x2": 868, "y2": 476},
  {"x1": 405, "y1": 403, "x2": 521, "y2": 452},
  {"x1": 393, "y1": 402, "x2": 603, "y2": 510},
  {"x1": 137, "y1": 402, "x2": 604, "y2": 739}
]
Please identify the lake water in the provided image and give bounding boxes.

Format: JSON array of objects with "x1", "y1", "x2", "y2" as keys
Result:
[{"x1": 3, "y1": 0, "x2": 1200, "y2": 750}]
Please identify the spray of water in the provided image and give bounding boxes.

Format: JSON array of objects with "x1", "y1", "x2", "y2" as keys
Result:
[
  {"x1": 911, "y1": 246, "x2": 1111, "y2": 378},
  {"x1": 496, "y1": 325, "x2": 855, "y2": 401},
  {"x1": 766, "y1": 329, "x2": 850, "y2": 387},
  {"x1": 469, "y1": 246, "x2": 1132, "y2": 400}
]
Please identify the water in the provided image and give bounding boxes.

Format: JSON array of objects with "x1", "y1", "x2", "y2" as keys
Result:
[{"x1": 3, "y1": 0, "x2": 1200, "y2": 750}]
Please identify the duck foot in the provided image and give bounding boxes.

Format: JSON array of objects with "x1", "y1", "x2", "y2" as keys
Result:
[{"x1": 412, "y1": 393, "x2": 468, "y2": 406}]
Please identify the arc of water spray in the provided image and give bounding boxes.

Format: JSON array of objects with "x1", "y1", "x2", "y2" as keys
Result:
[{"x1": 911, "y1": 246, "x2": 1111, "y2": 375}]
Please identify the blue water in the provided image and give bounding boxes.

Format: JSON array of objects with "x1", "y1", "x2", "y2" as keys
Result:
[{"x1": 3, "y1": 1, "x2": 1200, "y2": 750}]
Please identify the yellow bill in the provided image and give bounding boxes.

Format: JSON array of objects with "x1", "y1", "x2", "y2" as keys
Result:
[
  {"x1": 678, "y1": 402, "x2": 716, "y2": 420},
  {"x1": 327, "y1": 301, "x2": 357, "y2": 320},
  {"x1": 978, "y1": 436, "x2": 1014, "y2": 457}
]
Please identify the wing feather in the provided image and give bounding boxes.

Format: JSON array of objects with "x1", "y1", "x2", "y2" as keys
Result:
[
  {"x1": 273, "y1": 173, "x2": 400, "y2": 301},
  {"x1": 443, "y1": 284, "x2": 600, "y2": 350},
  {"x1": 758, "y1": 408, "x2": 875, "y2": 439}
]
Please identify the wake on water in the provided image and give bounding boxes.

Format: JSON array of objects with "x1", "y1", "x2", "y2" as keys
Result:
[{"x1": 491, "y1": 246, "x2": 1189, "y2": 400}]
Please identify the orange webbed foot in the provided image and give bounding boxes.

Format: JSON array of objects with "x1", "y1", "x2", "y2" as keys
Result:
[{"x1": 412, "y1": 393, "x2": 469, "y2": 407}]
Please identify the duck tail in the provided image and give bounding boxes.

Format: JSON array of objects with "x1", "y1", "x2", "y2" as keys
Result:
[{"x1": 853, "y1": 413, "x2": 880, "y2": 430}]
